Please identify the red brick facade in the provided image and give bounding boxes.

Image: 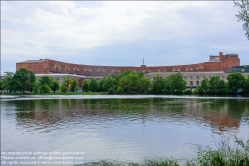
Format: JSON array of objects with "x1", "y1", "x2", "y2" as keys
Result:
[{"x1": 16, "y1": 52, "x2": 240, "y2": 76}]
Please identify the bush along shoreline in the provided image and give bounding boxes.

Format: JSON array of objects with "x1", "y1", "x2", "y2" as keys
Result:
[
  {"x1": 1, "y1": 68, "x2": 249, "y2": 95},
  {"x1": 76, "y1": 137, "x2": 249, "y2": 166}
]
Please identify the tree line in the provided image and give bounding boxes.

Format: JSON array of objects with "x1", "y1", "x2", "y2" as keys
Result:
[
  {"x1": 83, "y1": 70, "x2": 187, "y2": 94},
  {"x1": 0, "y1": 68, "x2": 78, "y2": 94},
  {"x1": 0, "y1": 68, "x2": 248, "y2": 95},
  {"x1": 194, "y1": 72, "x2": 249, "y2": 95}
]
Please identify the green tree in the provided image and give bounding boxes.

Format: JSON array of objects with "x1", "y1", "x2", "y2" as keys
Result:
[
  {"x1": 100, "y1": 71, "x2": 151, "y2": 94},
  {"x1": 32, "y1": 81, "x2": 40, "y2": 94},
  {"x1": 12, "y1": 68, "x2": 35, "y2": 93},
  {"x1": 166, "y1": 73, "x2": 186, "y2": 94},
  {"x1": 138, "y1": 72, "x2": 144, "y2": 78},
  {"x1": 138, "y1": 77, "x2": 151, "y2": 94},
  {"x1": 151, "y1": 75, "x2": 167, "y2": 94},
  {"x1": 82, "y1": 80, "x2": 89, "y2": 92},
  {"x1": 224, "y1": 82, "x2": 230, "y2": 94},
  {"x1": 227, "y1": 72, "x2": 246, "y2": 94},
  {"x1": 103, "y1": 76, "x2": 118, "y2": 92},
  {"x1": 4, "y1": 71, "x2": 14, "y2": 77},
  {"x1": 234, "y1": 0, "x2": 249, "y2": 40},
  {"x1": 26, "y1": 70, "x2": 36, "y2": 93},
  {"x1": 40, "y1": 84, "x2": 51, "y2": 93},
  {"x1": 116, "y1": 86, "x2": 124, "y2": 94},
  {"x1": 51, "y1": 80, "x2": 59, "y2": 93},
  {"x1": 110, "y1": 74, "x2": 119, "y2": 81},
  {"x1": 244, "y1": 75, "x2": 249, "y2": 94},
  {"x1": 60, "y1": 82, "x2": 68, "y2": 93},
  {"x1": 1, "y1": 72, "x2": 14, "y2": 93},
  {"x1": 107, "y1": 87, "x2": 115, "y2": 94},
  {"x1": 119, "y1": 70, "x2": 131, "y2": 78},
  {"x1": 209, "y1": 76, "x2": 226, "y2": 94},
  {"x1": 98, "y1": 77, "x2": 106, "y2": 92},
  {"x1": 39, "y1": 76, "x2": 53, "y2": 88},
  {"x1": 118, "y1": 71, "x2": 140, "y2": 94},
  {"x1": 61, "y1": 76, "x2": 72, "y2": 92},
  {"x1": 89, "y1": 78, "x2": 98, "y2": 92},
  {"x1": 0, "y1": 80, "x2": 2, "y2": 93},
  {"x1": 71, "y1": 80, "x2": 79, "y2": 92},
  {"x1": 37, "y1": 76, "x2": 59, "y2": 93},
  {"x1": 197, "y1": 78, "x2": 210, "y2": 94}
]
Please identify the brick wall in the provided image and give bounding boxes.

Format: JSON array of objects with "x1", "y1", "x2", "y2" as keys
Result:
[{"x1": 16, "y1": 52, "x2": 240, "y2": 77}]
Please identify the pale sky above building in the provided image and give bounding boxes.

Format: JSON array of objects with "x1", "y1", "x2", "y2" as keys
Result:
[{"x1": 1, "y1": 1, "x2": 249, "y2": 74}]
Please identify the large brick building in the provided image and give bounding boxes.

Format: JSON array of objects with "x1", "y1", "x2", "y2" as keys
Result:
[
  {"x1": 16, "y1": 52, "x2": 242, "y2": 87},
  {"x1": 17, "y1": 52, "x2": 239, "y2": 75}
]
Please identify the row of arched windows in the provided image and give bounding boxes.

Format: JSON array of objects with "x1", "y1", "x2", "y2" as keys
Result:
[
  {"x1": 53, "y1": 64, "x2": 121, "y2": 73},
  {"x1": 52, "y1": 63, "x2": 204, "y2": 73}
]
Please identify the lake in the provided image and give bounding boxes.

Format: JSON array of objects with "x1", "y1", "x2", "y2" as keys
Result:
[{"x1": 1, "y1": 95, "x2": 249, "y2": 165}]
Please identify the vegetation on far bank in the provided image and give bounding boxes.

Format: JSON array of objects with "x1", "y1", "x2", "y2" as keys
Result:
[{"x1": 0, "y1": 68, "x2": 249, "y2": 95}]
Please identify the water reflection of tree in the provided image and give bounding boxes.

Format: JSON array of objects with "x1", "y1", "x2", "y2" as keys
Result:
[
  {"x1": 227, "y1": 99, "x2": 246, "y2": 118},
  {"x1": 12, "y1": 100, "x2": 36, "y2": 119},
  {"x1": 5, "y1": 100, "x2": 36, "y2": 112},
  {"x1": 81, "y1": 98, "x2": 152, "y2": 116},
  {"x1": 196, "y1": 99, "x2": 226, "y2": 112},
  {"x1": 11, "y1": 100, "x2": 63, "y2": 128},
  {"x1": 3, "y1": 98, "x2": 248, "y2": 133}
]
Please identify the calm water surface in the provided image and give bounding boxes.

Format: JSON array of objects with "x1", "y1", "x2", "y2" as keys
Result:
[{"x1": 1, "y1": 95, "x2": 249, "y2": 165}]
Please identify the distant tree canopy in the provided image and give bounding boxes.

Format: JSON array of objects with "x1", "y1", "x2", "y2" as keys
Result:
[
  {"x1": 1, "y1": 72, "x2": 14, "y2": 93},
  {"x1": 151, "y1": 75, "x2": 167, "y2": 94},
  {"x1": 0, "y1": 69, "x2": 36, "y2": 93},
  {"x1": 82, "y1": 80, "x2": 89, "y2": 92},
  {"x1": 1, "y1": 69, "x2": 249, "y2": 95},
  {"x1": 39, "y1": 76, "x2": 53, "y2": 93},
  {"x1": 51, "y1": 81, "x2": 60, "y2": 93},
  {"x1": 12, "y1": 68, "x2": 35, "y2": 93},
  {"x1": 89, "y1": 78, "x2": 98, "y2": 92},
  {"x1": 71, "y1": 80, "x2": 79, "y2": 92},
  {"x1": 195, "y1": 72, "x2": 248, "y2": 95},
  {"x1": 33, "y1": 75, "x2": 59, "y2": 94},
  {"x1": 227, "y1": 72, "x2": 246, "y2": 93},
  {"x1": 60, "y1": 76, "x2": 73, "y2": 93},
  {"x1": 118, "y1": 71, "x2": 151, "y2": 94},
  {"x1": 150, "y1": 73, "x2": 186, "y2": 94},
  {"x1": 103, "y1": 75, "x2": 118, "y2": 92},
  {"x1": 209, "y1": 76, "x2": 226, "y2": 94},
  {"x1": 245, "y1": 75, "x2": 249, "y2": 94},
  {"x1": 234, "y1": 0, "x2": 249, "y2": 40},
  {"x1": 165, "y1": 73, "x2": 186, "y2": 94},
  {"x1": 196, "y1": 78, "x2": 209, "y2": 94}
]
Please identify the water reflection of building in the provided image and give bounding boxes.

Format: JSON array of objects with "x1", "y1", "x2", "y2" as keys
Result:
[
  {"x1": 4, "y1": 98, "x2": 246, "y2": 134},
  {"x1": 184, "y1": 99, "x2": 241, "y2": 133}
]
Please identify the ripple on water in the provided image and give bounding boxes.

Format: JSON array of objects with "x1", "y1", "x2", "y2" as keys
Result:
[{"x1": 1, "y1": 97, "x2": 248, "y2": 163}]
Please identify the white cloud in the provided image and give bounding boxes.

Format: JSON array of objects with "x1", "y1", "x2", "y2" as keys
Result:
[
  {"x1": 2, "y1": 1, "x2": 239, "y2": 48},
  {"x1": 1, "y1": 1, "x2": 248, "y2": 73}
]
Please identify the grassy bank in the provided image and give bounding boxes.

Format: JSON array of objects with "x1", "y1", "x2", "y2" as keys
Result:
[{"x1": 76, "y1": 138, "x2": 249, "y2": 166}]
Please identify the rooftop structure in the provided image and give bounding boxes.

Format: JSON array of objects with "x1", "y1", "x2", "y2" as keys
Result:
[{"x1": 230, "y1": 65, "x2": 249, "y2": 73}]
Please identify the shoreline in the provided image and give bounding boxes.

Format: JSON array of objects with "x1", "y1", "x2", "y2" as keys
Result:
[{"x1": 1, "y1": 94, "x2": 249, "y2": 101}]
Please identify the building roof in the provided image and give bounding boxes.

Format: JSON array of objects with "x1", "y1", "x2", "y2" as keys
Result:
[
  {"x1": 17, "y1": 59, "x2": 48, "y2": 63},
  {"x1": 228, "y1": 54, "x2": 238, "y2": 55},
  {"x1": 35, "y1": 73, "x2": 86, "y2": 78}
]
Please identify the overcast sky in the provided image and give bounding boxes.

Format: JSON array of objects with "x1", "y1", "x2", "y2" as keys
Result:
[{"x1": 1, "y1": 1, "x2": 249, "y2": 74}]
